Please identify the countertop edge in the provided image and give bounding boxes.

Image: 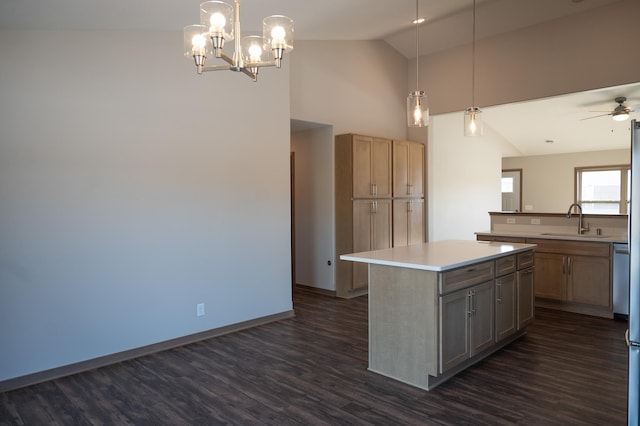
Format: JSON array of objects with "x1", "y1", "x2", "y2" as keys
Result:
[
  {"x1": 340, "y1": 241, "x2": 536, "y2": 272},
  {"x1": 475, "y1": 231, "x2": 627, "y2": 243}
]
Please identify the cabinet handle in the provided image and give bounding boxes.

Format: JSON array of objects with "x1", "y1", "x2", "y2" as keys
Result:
[
  {"x1": 374, "y1": 183, "x2": 378, "y2": 196},
  {"x1": 497, "y1": 282, "x2": 502, "y2": 303},
  {"x1": 408, "y1": 199, "x2": 413, "y2": 212},
  {"x1": 467, "y1": 292, "x2": 473, "y2": 317},
  {"x1": 472, "y1": 290, "x2": 477, "y2": 316},
  {"x1": 407, "y1": 183, "x2": 412, "y2": 195},
  {"x1": 373, "y1": 201, "x2": 378, "y2": 214},
  {"x1": 562, "y1": 257, "x2": 565, "y2": 274},
  {"x1": 567, "y1": 256, "x2": 572, "y2": 275},
  {"x1": 370, "y1": 183, "x2": 375, "y2": 196}
]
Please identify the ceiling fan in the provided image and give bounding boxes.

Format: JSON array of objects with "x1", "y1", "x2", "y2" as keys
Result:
[{"x1": 581, "y1": 96, "x2": 636, "y2": 121}]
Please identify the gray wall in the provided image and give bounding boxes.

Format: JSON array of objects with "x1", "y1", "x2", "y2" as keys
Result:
[{"x1": 0, "y1": 30, "x2": 292, "y2": 381}]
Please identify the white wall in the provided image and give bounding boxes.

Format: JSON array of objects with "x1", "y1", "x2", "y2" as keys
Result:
[
  {"x1": 503, "y1": 149, "x2": 631, "y2": 213},
  {"x1": 428, "y1": 112, "x2": 510, "y2": 240},
  {"x1": 0, "y1": 30, "x2": 292, "y2": 381},
  {"x1": 290, "y1": 126, "x2": 335, "y2": 291},
  {"x1": 291, "y1": 40, "x2": 408, "y2": 140},
  {"x1": 290, "y1": 40, "x2": 409, "y2": 291}
]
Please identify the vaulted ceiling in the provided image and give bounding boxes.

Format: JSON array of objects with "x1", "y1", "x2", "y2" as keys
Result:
[{"x1": 1, "y1": 0, "x2": 635, "y2": 155}]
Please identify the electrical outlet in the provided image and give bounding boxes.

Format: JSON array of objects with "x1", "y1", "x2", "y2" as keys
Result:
[
  {"x1": 525, "y1": 205, "x2": 533, "y2": 211},
  {"x1": 197, "y1": 303, "x2": 205, "y2": 317},
  {"x1": 531, "y1": 218, "x2": 541, "y2": 225},
  {"x1": 506, "y1": 218, "x2": 516, "y2": 224}
]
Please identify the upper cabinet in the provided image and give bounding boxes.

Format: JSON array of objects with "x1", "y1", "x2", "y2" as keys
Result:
[
  {"x1": 352, "y1": 135, "x2": 392, "y2": 199},
  {"x1": 393, "y1": 140, "x2": 424, "y2": 198}
]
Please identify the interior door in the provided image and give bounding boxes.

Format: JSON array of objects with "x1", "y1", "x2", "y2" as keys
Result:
[{"x1": 502, "y1": 169, "x2": 522, "y2": 212}]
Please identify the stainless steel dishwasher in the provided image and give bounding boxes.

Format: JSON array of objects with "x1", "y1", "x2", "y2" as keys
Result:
[{"x1": 613, "y1": 243, "x2": 629, "y2": 320}]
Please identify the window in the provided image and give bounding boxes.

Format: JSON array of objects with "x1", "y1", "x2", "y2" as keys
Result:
[
  {"x1": 501, "y1": 177, "x2": 513, "y2": 193},
  {"x1": 576, "y1": 165, "x2": 630, "y2": 214}
]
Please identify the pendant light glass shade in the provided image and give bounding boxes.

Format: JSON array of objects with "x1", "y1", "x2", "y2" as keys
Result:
[
  {"x1": 408, "y1": 90, "x2": 429, "y2": 127},
  {"x1": 464, "y1": 107, "x2": 483, "y2": 137}
]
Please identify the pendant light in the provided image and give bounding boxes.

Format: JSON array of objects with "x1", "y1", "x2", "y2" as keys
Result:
[
  {"x1": 407, "y1": 0, "x2": 428, "y2": 127},
  {"x1": 464, "y1": 0, "x2": 483, "y2": 136}
]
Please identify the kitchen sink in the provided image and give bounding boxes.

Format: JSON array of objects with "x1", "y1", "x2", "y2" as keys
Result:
[{"x1": 540, "y1": 232, "x2": 611, "y2": 238}]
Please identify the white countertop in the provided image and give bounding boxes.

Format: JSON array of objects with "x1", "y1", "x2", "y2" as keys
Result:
[
  {"x1": 340, "y1": 240, "x2": 536, "y2": 272},
  {"x1": 475, "y1": 230, "x2": 627, "y2": 243}
]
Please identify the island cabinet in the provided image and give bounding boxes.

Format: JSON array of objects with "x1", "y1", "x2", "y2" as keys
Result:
[
  {"x1": 528, "y1": 238, "x2": 611, "y2": 318},
  {"x1": 357, "y1": 243, "x2": 536, "y2": 390}
]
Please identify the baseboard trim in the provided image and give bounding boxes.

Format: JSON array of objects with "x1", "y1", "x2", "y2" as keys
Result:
[
  {"x1": 294, "y1": 283, "x2": 336, "y2": 297},
  {"x1": 0, "y1": 309, "x2": 295, "y2": 393}
]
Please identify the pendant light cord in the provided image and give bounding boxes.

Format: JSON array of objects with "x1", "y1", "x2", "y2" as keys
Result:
[
  {"x1": 471, "y1": 0, "x2": 476, "y2": 107},
  {"x1": 415, "y1": 0, "x2": 419, "y2": 91}
]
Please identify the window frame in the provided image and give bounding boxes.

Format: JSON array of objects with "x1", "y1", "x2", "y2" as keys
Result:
[{"x1": 575, "y1": 164, "x2": 630, "y2": 214}]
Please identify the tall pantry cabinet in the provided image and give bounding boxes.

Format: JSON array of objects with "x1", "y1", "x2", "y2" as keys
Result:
[{"x1": 335, "y1": 134, "x2": 426, "y2": 298}]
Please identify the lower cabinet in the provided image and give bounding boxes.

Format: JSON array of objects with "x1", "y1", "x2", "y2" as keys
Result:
[
  {"x1": 368, "y1": 247, "x2": 535, "y2": 391},
  {"x1": 517, "y1": 266, "x2": 535, "y2": 329},
  {"x1": 440, "y1": 281, "x2": 494, "y2": 373},
  {"x1": 495, "y1": 272, "x2": 517, "y2": 342},
  {"x1": 529, "y1": 238, "x2": 611, "y2": 317}
]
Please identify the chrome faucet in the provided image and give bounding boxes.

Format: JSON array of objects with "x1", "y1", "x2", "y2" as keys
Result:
[{"x1": 566, "y1": 203, "x2": 590, "y2": 234}]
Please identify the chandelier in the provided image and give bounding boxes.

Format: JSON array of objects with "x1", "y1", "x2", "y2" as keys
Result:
[{"x1": 184, "y1": 0, "x2": 294, "y2": 81}]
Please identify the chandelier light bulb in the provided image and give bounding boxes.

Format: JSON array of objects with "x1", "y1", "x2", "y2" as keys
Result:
[
  {"x1": 209, "y1": 12, "x2": 226, "y2": 33},
  {"x1": 248, "y1": 44, "x2": 262, "y2": 61},
  {"x1": 192, "y1": 34, "x2": 207, "y2": 49},
  {"x1": 271, "y1": 26, "x2": 286, "y2": 44}
]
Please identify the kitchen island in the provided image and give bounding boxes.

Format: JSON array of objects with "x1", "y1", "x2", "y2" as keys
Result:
[{"x1": 340, "y1": 240, "x2": 536, "y2": 390}]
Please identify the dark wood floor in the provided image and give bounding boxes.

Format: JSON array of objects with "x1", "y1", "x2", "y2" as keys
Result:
[{"x1": 0, "y1": 290, "x2": 630, "y2": 425}]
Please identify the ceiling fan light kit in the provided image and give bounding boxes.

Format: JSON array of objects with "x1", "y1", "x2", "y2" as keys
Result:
[
  {"x1": 184, "y1": 0, "x2": 294, "y2": 81},
  {"x1": 582, "y1": 96, "x2": 635, "y2": 122}
]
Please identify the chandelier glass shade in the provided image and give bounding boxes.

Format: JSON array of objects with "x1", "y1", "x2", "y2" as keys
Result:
[{"x1": 184, "y1": 0, "x2": 294, "y2": 81}]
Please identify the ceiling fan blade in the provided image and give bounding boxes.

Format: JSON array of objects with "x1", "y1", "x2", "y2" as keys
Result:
[{"x1": 580, "y1": 113, "x2": 612, "y2": 121}]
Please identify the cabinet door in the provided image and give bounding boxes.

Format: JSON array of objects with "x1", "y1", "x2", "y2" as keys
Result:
[
  {"x1": 568, "y1": 255, "x2": 611, "y2": 308},
  {"x1": 352, "y1": 200, "x2": 373, "y2": 290},
  {"x1": 495, "y1": 273, "x2": 517, "y2": 342},
  {"x1": 352, "y1": 136, "x2": 374, "y2": 198},
  {"x1": 352, "y1": 200, "x2": 392, "y2": 291},
  {"x1": 393, "y1": 141, "x2": 424, "y2": 197},
  {"x1": 392, "y1": 199, "x2": 425, "y2": 247},
  {"x1": 372, "y1": 199, "x2": 392, "y2": 251},
  {"x1": 470, "y1": 281, "x2": 495, "y2": 355},
  {"x1": 353, "y1": 136, "x2": 392, "y2": 198},
  {"x1": 534, "y1": 253, "x2": 566, "y2": 300},
  {"x1": 372, "y1": 138, "x2": 392, "y2": 198},
  {"x1": 517, "y1": 267, "x2": 535, "y2": 329},
  {"x1": 439, "y1": 288, "x2": 470, "y2": 373}
]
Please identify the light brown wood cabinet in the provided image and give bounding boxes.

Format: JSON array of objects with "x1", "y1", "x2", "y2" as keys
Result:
[
  {"x1": 440, "y1": 280, "x2": 495, "y2": 373},
  {"x1": 393, "y1": 140, "x2": 424, "y2": 198},
  {"x1": 351, "y1": 135, "x2": 392, "y2": 199},
  {"x1": 335, "y1": 134, "x2": 425, "y2": 298},
  {"x1": 392, "y1": 199, "x2": 425, "y2": 247},
  {"x1": 366, "y1": 245, "x2": 535, "y2": 390},
  {"x1": 351, "y1": 199, "x2": 392, "y2": 291},
  {"x1": 528, "y1": 238, "x2": 612, "y2": 318}
]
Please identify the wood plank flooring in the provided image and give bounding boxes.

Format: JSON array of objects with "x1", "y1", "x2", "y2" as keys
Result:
[{"x1": 0, "y1": 290, "x2": 629, "y2": 425}]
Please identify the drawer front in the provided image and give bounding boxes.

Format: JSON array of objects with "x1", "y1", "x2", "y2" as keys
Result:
[
  {"x1": 517, "y1": 251, "x2": 535, "y2": 270},
  {"x1": 525, "y1": 238, "x2": 609, "y2": 257},
  {"x1": 439, "y1": 261, "x2": 494, "y2": 295},
  {"x1": 495, "y1": 255, "x2": 516, "y2": 277}
]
